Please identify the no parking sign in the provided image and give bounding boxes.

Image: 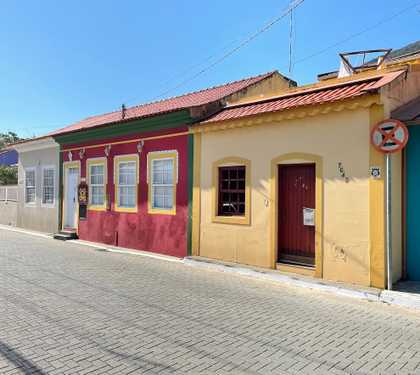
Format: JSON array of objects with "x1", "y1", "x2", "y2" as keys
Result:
[
  {"x1": 371, "y1": 119, "x2": 409, "y2": 153},
  {"x1": 371, "y1": 118, "x2": 409, "y2": 291}
]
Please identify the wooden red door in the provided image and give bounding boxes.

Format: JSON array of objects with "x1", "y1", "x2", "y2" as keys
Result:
[{"x1": 278, "y1": 164, "x2": 315, "y2": 266}]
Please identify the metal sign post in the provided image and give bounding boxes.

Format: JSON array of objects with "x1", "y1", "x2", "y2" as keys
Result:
[
  {"x1": 371, "y1": 119, "x2": 409, "y2": 290},
  {"x1": 386, "y1": 153, "x2": 392, "y2": 291}
]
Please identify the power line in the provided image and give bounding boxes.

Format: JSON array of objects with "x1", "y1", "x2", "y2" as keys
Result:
[
  {"x1": 288, "y1": 8, "x2": 294, "y2": 75},
  {"x1": 122, "y1": 36, "x2": 244, "y2": 107},
  {"x1": 294, "y1": 1, "x2": 420, "y2": 66},
  {"x1": 116, "y1": 0, "x2": 417, "y2": 111},
  {"x1": 150, "y1": 0, "x2": 304, "y2": 101},
  {"x1": 120, "y1": 0, "x2": 304, "y2": 108}
]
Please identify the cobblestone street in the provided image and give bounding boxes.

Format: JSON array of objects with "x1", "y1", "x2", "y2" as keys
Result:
[{"x1": 1, "y1": 229, "x2": 420, "y2": 374}]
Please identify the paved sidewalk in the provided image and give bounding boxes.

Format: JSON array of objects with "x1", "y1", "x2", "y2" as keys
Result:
[
  {"x1": 185, "y1": 256, "x2": 420, "y2": 312},
  {"x1": 3, "y1": 223, "x2": 420, "y2": 312},
  {"x1": 2, "y1": 229, "x2": 420, "y2": 374}
]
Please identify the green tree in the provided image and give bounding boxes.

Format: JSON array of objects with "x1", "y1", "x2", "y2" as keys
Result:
[
  {"x1": 0, "y1": 131, "x2": 21, "y2": 149},
  {"x1": 0, "y1": 166, "x2": 17, "y2": 185},
  {"x1": 0, "y1": 131, "x2": 22, "y2": 185}
]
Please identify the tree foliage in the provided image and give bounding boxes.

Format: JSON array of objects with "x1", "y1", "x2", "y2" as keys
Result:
[
  {"x1": 0, "y1": 132, "x2": 21, "y2": 185},
  {"x1": 0, "y1": 131, "x2": 21, "y2": 149},
  {"x1": 0, "y1": 165, "x2": 17, "y2": 185}
]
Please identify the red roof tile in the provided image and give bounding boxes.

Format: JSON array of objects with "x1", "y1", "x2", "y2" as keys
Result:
[
  {"x1": 48, "y1": 71, "x2": 276, "y2": 137},
  {"x1": 200, "y1": 71, "x2": 406, "y2": 124}
]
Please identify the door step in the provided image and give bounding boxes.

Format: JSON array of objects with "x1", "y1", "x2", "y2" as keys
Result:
[{"x1": 53, "y1": 230, "x2": 78, "y2": 241}]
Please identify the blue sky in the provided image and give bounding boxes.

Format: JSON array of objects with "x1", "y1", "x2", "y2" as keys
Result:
[{"x1": 1, "y1": 0, "x2": 419, "y2": 138}]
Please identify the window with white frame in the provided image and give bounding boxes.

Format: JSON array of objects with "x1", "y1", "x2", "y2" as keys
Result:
[
  {"x1": 117, "y1": 160, "x2": 137, "y2": 208},
  {"x1": 42, "y1": 167, "x2": 55, "y2": 205},
  {"x1": 151, "y1": 158, "x2": 175, "y2": 210},
  {"x1": 89, "y1": 163, "x2": 105, "y2": 206},
  {"x1": 25, "y1": 168, "x2": 36, "y2": 204}
]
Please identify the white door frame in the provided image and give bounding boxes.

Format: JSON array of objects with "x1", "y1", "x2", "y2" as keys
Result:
[{"x1": 62, "y1": 161, "x2": 80, "y2": 231}]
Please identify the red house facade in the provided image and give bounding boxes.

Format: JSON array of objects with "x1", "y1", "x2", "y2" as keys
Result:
[
  {"x1": 52, "y1": 71, "x2": 291, "y2": 257},
  {"x1": 60, "y1": 126, "x2": 190, "y2": 257}
]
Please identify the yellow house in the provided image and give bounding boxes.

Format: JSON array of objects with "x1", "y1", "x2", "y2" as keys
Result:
[{"x1": 191, "y1": 54, "x2": 420, "y2": 288}]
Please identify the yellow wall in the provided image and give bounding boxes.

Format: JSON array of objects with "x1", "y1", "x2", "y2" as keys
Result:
[
  {"x1": 225, "y1": 73, "x2": 293, "y2": 105},
  {"x1": 368, "y1": 104, "x2": 386, "y2": 288},
  {"x1": 194, "y1": 64, "x2": 420, "y2": 288},
  {"x1": 391, "y1": 151, "x2": 402, "y2": 282},
  {"x1": 198, "y1": 107, "x2": 375, "y2": 286}
]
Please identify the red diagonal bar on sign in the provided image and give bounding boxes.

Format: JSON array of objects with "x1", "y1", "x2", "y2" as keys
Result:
[
  {"x1": 378, "y1": 123, "x2": 405, "y2": 148},
  {"x1": 392, "y1": 137, "x2": 403, "y2": 146},
  {"x1": 379, "y1": 128, "x2": 396, "y2": 147}
]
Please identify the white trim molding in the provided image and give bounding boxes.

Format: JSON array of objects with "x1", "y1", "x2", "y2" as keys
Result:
[
  {"x1": 24, "y1": 167, "x2": 37, "y2": 207},
  {"x1": 13, "y1": 137, "x2": 59, "y2": 153},
  {"x1": 41, "y1": 165, "x2": 56, "y2": 208}
]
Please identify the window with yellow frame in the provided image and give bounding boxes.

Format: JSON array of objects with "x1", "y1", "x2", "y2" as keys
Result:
[
  {"x1": 86, "y1": 158, "x2": 107, "y2": 211},
  {"x1": 147, "y1": 150, "x2": 178, "y2": 215},
  {"x1": 212, "y1": 157, "x2": 251, "y2": 225},
  {"x1": 114, "y1": 154, "x2": 139, "y2": 213}
]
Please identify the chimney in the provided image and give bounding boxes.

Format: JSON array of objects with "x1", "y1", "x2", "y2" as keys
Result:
[{"x1": 121, "y1": 104, "x2": 126, "y2": 120}]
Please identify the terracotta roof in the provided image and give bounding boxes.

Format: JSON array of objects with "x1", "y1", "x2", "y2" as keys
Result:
[
  {"x1": 48, "y1": 71, "x2": 277, "y2": 137},
  {"x1": 200, "y1": 71, "x2": 406, "y2": 124}
]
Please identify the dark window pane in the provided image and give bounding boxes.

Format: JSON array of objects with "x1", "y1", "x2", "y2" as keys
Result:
[
  {"x1": 229, "y1": 168, "x2": 237, "y2": 179},
  {"x1": 218, "y1": 166, "x2": 246, "y2": 216}
]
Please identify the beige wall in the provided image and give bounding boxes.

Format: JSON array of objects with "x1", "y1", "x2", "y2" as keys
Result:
[
  {"x1": 17, "y1": 146, "x2": 60, "y2": 233},
  {"x1": 0, "y1": 201, "x2": 17, "y2": 226},
  {"x1": 225, "y1": 73, "x2": 293, "y2": 105},
  {"x1": 382, "y1": 66, "x2": 420, "y2": 117},
  {"x1": 390, "y1": 151, "x2": 402, "y2": 283},
  {"x1": 199, "y1": 108, "x2": 373, "y2": 286}
]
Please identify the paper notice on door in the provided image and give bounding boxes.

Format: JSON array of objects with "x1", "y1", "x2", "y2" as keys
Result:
[{"x1": 303, "y1": 207, "x2": 315, "y2": 226}]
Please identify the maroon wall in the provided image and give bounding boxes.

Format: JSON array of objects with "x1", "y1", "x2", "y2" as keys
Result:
[{"x1": 62, "y1": 128, "x2": 189, "y2": 258}]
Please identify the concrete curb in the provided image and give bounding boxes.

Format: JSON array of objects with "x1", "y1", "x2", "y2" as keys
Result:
[
  {"x1": 67, "y1": 239, "x2": 183, "y2": 264},
  {"x1": 0, "y1": 225, "x2": 182, "y2": 264},
  {"x1": 0, "y1": 224, "x2": 54, "y2": 240},
  {"x1": 380, "y1": 290, "x2": 420, "y2": 310},
  {"x1": 183, "y1": 258, "x2": 420, "y2": 311},
  {"x1": 183, "y1": 258, "x2": 381, "y2": 303}
]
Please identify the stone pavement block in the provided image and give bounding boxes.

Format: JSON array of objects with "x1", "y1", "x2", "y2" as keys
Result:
[{"x1": 2, "y1": 229, "x2": 420, "y2": 374}]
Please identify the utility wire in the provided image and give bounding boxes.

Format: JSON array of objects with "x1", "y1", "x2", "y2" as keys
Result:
[
  {"x1": 23, "y1": 1, "x2": 420, "y2": 137},
  {"x1": 122, "y1": 0, "x2": 418, "y2": 108},
  {"x1": 288, "y1": 8, "x2": 294, "y2": 75},
  {"x1": 122, "y1": 0, "x2": 304, "y2": 107},
  {"x1": 294, "y1": 1, "x2": 420, "y2": 66},
  {"x1": 113, "y1": 0, "x2": 418, "y2": 114},
  {"x1": 122, "y1": 36, "x2": 244, "y2": 107},
  {"x1": 150, "y1": 0, "x2": 304, "y2": 101}
]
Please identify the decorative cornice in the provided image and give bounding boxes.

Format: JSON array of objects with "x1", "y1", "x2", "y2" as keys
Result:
[
  {"x1": 12, "y1": 137, "x2": 58, "y2": 153},
  {"x1": 192, "y1": 95, "x2": 381, "y2": 134}
]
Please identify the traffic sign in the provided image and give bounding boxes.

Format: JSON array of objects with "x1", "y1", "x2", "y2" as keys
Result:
[
  {"x1": 371, "y1": 119, "x2": 409, "y2": 153},
  {"x1": 370, "y1": 118, "x2": 409, "y2": 290}
]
